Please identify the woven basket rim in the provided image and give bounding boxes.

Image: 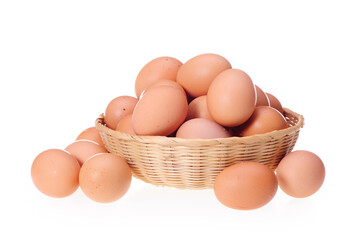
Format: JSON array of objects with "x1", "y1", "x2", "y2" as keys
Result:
[{"x1": 95, "y1": 108, "x2": 304, "y2": 146}]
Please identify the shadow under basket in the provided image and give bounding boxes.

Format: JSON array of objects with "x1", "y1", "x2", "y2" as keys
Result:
[{"x1": 95, "y1": 108, "x2": 304, "y2": 190}]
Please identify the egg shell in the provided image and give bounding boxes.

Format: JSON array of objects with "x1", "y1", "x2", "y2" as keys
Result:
[
  {"x1": 276, "y1": 150, "x2": 325, "y2": 198},
  {"x1": 207, "y1": 69, "x2": 256, "y2": 127},
  {"x1": 31, "y1": 149, "x2": 80, "y2": 198},
  {"x1": 65, "y1": 140, "x2": 108, "y2": 165},
  {"x1": 176, "y1": 53, "x2": 231, "y2": 98},
  {"x1": 140, "y1": 79, "x2": 186, "y2": 98},
  {"x1": 132, "y1": 85, "x2": 188, "y2": 136},
  {"x1": 76, "y1": 127, "x2": 105, "y2": 148},
  {"x1": 186, "y1": 95, "x2": 214, "y2": 121},
  {"x1": 238, "y1": 106, "x2": 288, "y2": 137},
  {"x1": 214, "y1": 162, "x2": 278, "y2": 210},
  {"x1": 104, "y1": 96, "x2": 138, "y2": 130},
  {"x1": 79, "y1": 153, "x2": 132, "y2": 203},
  {"x1": 255, "y1": 85, "x2": 270, "y2": 106},
  {"x1": 266, "y1": 92, "x2": 283, "y2": 114},
  {"x1": 115, "y1": 114, "x2": 136, "y2": 135},
  {"x1": 135, "y1": 57, "x2": 182, "y2": 98},
  {"x1": 176, "y1": 118, "x2": 231, "y2": 139}
]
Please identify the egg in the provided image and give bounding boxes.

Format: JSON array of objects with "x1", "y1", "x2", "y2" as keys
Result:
[
  {"x1": 76, "y1": 127, "x2": 105, "y2": 148},
  {"x1": 31, "y1": 149, "x2": 80, "y2": 198},
  {"x1": 135, "y1": 56, "x2": 182, "y2": 98},
  {"x1": 276, "y1": 150, "x2": 325, "y2": 198},
  {"x1": 115, "y1": 114, "x2": 136, "y2": 135},
  {"x1": 266, "y1": 92, "x2": 283, "y2": 114},
  {"x1": 214, "y1": 162, "x2": 278, "y2": 210},
  {"x1": 186, "y1": 95, "x2": 214, "y2": 121},
  {"x1": 79, "y1": 153, "x2": 132, "y2": 203},
  {"x1": 238, "y1": 106, "x2": 288, "y2": 137},
  {"x1": 140, "y1": 79, "x2": 186, "y2": 98},
  {"x1": 176, "y1": 118, "x2": 231, "y2": 139},
  {"x1": 65, "y1": 140, "x2": 108, "y2": 165},
  {"x1": 132, "y1": 85, "x2": 188, "y2": 136},
  {"x1": 104, "y1": 96, "x2": 138, "y2": 130},
  {"x1": 177, "y1": 53, "x2": 231, "y2": 98},
  {"x1": 255, "y1": 85, "x2": 270, "y2": 106},
  {"x1": 207, "y1": 69, "x2": 256, "y2": 127}
]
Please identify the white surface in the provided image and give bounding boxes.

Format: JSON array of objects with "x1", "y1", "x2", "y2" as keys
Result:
[{"x1": 1, "y1": 1, "x2": 360, "y2": 239}]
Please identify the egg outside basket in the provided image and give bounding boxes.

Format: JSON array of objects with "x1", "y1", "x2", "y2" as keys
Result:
[{"x1": 95, "y1": 108, "x2": 304, "y2": 190}]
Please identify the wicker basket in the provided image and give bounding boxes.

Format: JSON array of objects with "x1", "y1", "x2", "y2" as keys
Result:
[{"x1": 95, "y1": 108, "x2": 304, "y2": 190}]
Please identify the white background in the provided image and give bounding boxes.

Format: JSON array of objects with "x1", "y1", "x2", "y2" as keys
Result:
[{"x1": 1, "y1": 0, "x2": 360, "y2": 239}]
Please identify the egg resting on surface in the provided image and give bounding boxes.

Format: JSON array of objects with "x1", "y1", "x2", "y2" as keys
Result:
[
  {"x1": 207, "y1": 68, "x2": 256, "y2": 127},
  {"x1": 255, "y1": 85, "x2": 270, "y2": 106},
  {"x1": 276, "y1": 150, "x2": 325, "y2": 198},
  {"x1": 214, "y1": 162, "x2": 278, "y2": 210},
  {"x1": 176, "y1": 118, "x2": 231, "y2": 139},
  {"x1": 116, "y1": 114, "x2": 136, "y2": 135},
  {"x1": 135, "y1": 57, "x2": 182, "y2": 98},
  {"x1": 186, "y1": 95, "x2": 214, "y2": 121},
  {"x1": 31, "y1": 149, "x2": 80, "y2": 198},
  {"x1": 65, "y1": 140, "x2": 108, "y2": 165},
  {"x1": 177, "y1": 53, "x2": 231, "y2": 98},
  {"x1": 140, "y1": 79, "x2": 186, "y2": 98},
  {"x1": 76, "y1": 127, "x2": 105, "y2": 148},
  {"x1": 266, "y1": 92, "x2": 283, "y2": 114},
  {"x1": 132, "y1": 85, "x2": 188, "y2": 136},
  {"x1": 79, "y1": 153, "x2": 132, "y2": 203},
  {"x1": 104, "y1": 96, "x2": 138, "y2": 130},
  {"x1": 238, "y1": 106, "x2": 288, "y2": 137}
]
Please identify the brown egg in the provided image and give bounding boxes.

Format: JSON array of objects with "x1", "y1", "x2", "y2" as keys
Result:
[
  {"x1": 135, "y1": 56, "x2": 182, "y2": 98},
  {"x1": 214, "y1": 162, "x2": 278, "y2": 210},
  {"x1": 79, "y1": 153, "x2": 132, "y2": 203},
  {"x1": 65, "y1": 140, "x2": 108, "y2": 165},
  {"x1": 31, "y1": 149, "x2": 80, "y2": 198},
  {"x1": 104, "y1": 96, "x2": 138, "y2": 130},
  {"x1": 207, "y1": 69, "x2": 256, "y2": 127},
  {"x1": 115, "y1": 114, "x2": 136, "y2": 135},
  {"x1": 132, "y1": 85, "x2": 188, "y2": 136},
  {"x1": 276, "y1": 150, "x2": 325, "y2": 198},
  {"x1": 239, "y1": 106, "x2": 288, "y2": 137},
  {"x1": 76, "y1": 127, "x2": 105, "y2": 148},
  {"x1": 186, "y1": 95, "x2": 214, "y2": 121},
  {"x1": 177, "y1": 53, "x2": 231, "y2": 98},
  {"x1": 140, "y1": 79, "x2": 186, "y2": 98},
  {"x1": 255, "y1": 85, "x2": 270, "y2": 106},
  {"x1": 176, "y1": 118, "x2": 231, "y2": 139},
  {"x1": 266, "y1": 92, "x2": 283, "y2": 114}
]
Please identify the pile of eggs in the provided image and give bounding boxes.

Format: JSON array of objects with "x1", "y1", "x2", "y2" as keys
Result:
[
  {"x1": 31, "y1": 53, "x2": 325, "y2": 210},
  {"x1": 119, "y1": 54, "x2": 287, "y2": 138}
]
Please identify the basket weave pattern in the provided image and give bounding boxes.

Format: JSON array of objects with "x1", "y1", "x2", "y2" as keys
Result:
[{"x1": 96, "y1": 108, "x2": 304, "y2": 189}]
